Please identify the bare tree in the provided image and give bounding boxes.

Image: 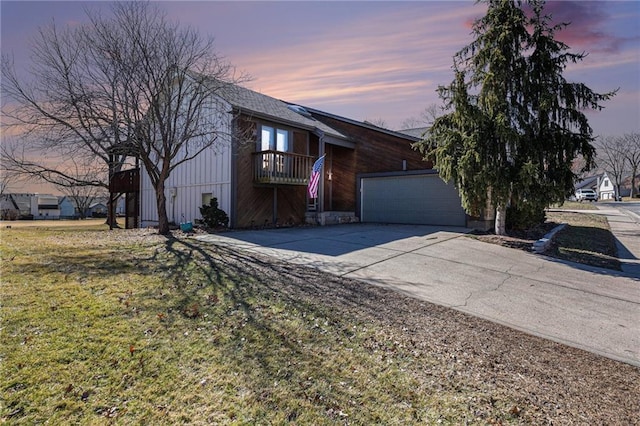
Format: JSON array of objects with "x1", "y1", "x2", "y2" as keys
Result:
[
  {"x1": 2, "y1": 2, "x2": 241, "y2": 234},
  {"x1": 400, "y1": 103, "x2": 441, "y2": 131},
  {"x1": 622, "y1": 132, "x2": 640, "y2": 198},
  {"x1": 0, "y1": 166, "x2": 17, "y2": 196},
  {"x1": 596, "y1": 135, "x2": 628, "y2": 199},
  {"x1": 364, "y1": 118, "x2": 389, "y2": 129}
]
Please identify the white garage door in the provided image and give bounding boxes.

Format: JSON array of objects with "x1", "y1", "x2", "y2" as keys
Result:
[{"x1": 361, "y1": 174, "x2": 466, "y2": 226}]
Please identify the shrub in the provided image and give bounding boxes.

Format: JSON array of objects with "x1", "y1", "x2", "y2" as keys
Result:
[
  {"x1": 199, "y1": 197, "x2": 229, "y2": 228},
  {"x1": 507, "y1": 202, "x2": 546, "y2": 230}
]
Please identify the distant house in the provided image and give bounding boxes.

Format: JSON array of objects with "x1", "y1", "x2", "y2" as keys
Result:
[
  {"x1": 619, "y1": 174, "x2": 640, "y2": 198},
  {"x1": 58, "y1": 196, "x2": 77, "y2": 219},
  {"x1": 109, "y1": 82, "x2": 474, "y2": 229},
  {"x1": 1, "y1": 194, "x2": 19, "y2": 220},
  {"x1": 10, "y1": 193, "x2": 35, "y2": 219},
  {"x1": 31, "y1": 194, "x2": 61, "y2": 220},
  {"x1": 88, "y1": 201, "x2": 108, "y2": 217},
  {"x1": 573, "y1": 173, "x2": 618, "y2": 201}
]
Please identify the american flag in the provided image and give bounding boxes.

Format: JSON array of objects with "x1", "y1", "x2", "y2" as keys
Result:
[{"x1": 307, "y1": 155, "x2": 326, "y2": 198}]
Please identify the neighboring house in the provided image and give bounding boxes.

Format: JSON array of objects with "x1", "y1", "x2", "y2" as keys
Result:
[
  {"x1": 31, "y1": 194, "x2": 61, "y2": 220},
  {"x1": 573, "y1": 172, "x2": 616, "y2": 201},
  {"x1": 1, "y1": 193, "x2": 20, "y2": 220},
  {"x1": 88, "y1": 201, "x2": 108, "y2": 217},
  {"x1": 597, "y1": 173, "x2": 615, "y2": 200},
  {"x1": 111, "y1": 82, "x2": 473, "y2": 230},
  {"x1": 9, "y1": 193, "x2": 34, "y2": 219},
  {"x1": 619, "y1": 174, "x2": 640, "y2": 198},
  {"x1": 58, "y1": 196, "x2": 77, "y2": 219}
]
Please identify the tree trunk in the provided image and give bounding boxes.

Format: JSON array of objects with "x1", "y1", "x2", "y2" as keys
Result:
[
  {"x1": 495, "y1": 204, "x2": 507, "y2": 236},
  {"x1": 631, "y1": 168, "x2": 637, "y2": 198},
  {"x1": 106, "y1": 195, "x2": 119, "y2": 229},
  {"x1": 155, "y1": 181, "x2": 170, "y2": 235}
]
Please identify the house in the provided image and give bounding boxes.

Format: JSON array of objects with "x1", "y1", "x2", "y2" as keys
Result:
[
  {"x1": 111, "y1": 82, "x2": 471, "y2": 230},
  {"x1": 1, "y1": 193, "x2": 20, "y2": 220},
  {"x1": 58, "y1": 196, "x2": 76, "y2": 219},
  {"x1": 88, "y1": 201, "x2": 108, "y2": 217},
  {"x1": 619, "y1": 174, "x2": 640, "y2": 198},
  {"x1": 31, "y1": 194, "x2": 60, "y2": 220},
  {"x1": 597, "y1": 173, "x2": 615, "y2": 200},
  {"x1": 7, "y1": 193, "x2": 34, "y2": 219},
  {"x1": 574, "y1": 172, "x2": 616, "y2": 201}
]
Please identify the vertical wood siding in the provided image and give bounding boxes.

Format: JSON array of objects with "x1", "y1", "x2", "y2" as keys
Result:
[{"x1": 140, "y1": 98, "x2": 233, "y2": 227}]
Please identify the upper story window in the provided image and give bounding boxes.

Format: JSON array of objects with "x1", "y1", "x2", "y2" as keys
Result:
[
  {"x1": 603, "y1": 179, "x2": 610, "y2": 187},
  {"x1": 259, "y1": 125, "x2": 290, "y2": 173},
  {"x1": 260, "y1": 125, "x2": 289, "y2": 152}
]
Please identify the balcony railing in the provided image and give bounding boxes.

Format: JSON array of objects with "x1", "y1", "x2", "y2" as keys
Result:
[
  {"x1": 252, "y1": 150, "x2": 314, "y2": 185},
  {"x1": 110, "y1": 168, "x2": 140, "y2": 193}
]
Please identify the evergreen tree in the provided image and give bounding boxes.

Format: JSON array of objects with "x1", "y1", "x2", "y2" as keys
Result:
[{"x1": 417, "y1": 0, "x2": 615, "y2": 235}]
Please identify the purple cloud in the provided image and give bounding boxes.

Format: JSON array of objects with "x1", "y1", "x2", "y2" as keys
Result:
[{"x1": 541, "y1": 1, "x2": 636, "y2": 54}]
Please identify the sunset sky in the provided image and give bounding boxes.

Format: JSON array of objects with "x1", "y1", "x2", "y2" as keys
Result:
[{"x1": 1, "y1": 1, "x2": 639, "y2": 193}]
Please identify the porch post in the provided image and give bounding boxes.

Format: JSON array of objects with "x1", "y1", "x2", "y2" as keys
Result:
[
  {"x1": 273, "y1": 186, "x2": 278, "y2": 225},
  {"x1": 318, "y1": 137, "x2": 325, "y2": 213}
]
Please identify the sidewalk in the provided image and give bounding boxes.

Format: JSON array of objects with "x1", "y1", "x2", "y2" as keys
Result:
[{"x1": 595, "y1": 205, "x2": 640, "y2": 277}]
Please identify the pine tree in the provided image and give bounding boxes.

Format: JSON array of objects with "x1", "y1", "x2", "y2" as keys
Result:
[{"x1": 417, "y1": 0, "x2": 615, "y2": 235}]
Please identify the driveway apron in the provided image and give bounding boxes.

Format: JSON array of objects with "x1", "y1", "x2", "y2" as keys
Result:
[{"x1": 196, "y1": 223, "x2": 640, "y2": 367}]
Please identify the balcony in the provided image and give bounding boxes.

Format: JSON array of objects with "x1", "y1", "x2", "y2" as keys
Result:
[
  {"x1": 252, "y1": 150, "x2": 313, "y2": 185},
  {"x1": 110, "y1": 168, "x2": 140, "y2": 193}
]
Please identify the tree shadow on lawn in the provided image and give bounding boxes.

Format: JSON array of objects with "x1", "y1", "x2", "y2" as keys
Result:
[
  {"x1": 14, "y1": 232, "x2": 639, "y2": 423},
  {"x1": 548, "y1": 224, "x2": 623, "y2": 272}
]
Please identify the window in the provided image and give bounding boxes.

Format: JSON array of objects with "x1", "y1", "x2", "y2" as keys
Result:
[
  {"x1": 202, "y1": 193, "x2": 212, "y2": 207},
  {"x1": 259, "y1": 125, "x2": 290, "y2": 173},
  {"x1": 604, "y1": 179, "x2": 610, "y2": 187},
  {"x1": 259, "y1": 125, "x2": 289, "y2": 152}
]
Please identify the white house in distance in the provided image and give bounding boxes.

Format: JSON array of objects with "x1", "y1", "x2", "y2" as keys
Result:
[
  {"x1": 30, "y1": 194, "x2": 61, "y2": 220},
  {"x1": 573, "y1": 172, "x2": 616, "y2": 201}
]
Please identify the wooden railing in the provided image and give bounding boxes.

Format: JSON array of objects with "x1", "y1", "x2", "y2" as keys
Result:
[
  {"x1": 252, "y1": 151, "x2": 314, "y2": 185},
  {"x1": 109, "y1": 168, "x2": 140, "y2": 193}
]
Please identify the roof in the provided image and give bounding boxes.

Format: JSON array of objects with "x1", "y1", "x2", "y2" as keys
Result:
[
  {"x1": 214, "y1": 83, "x2": 348, "y2": 140},
  {"x1": 8, "y1": 193, "x2": 33, "y2": 212},
  {"x1": 575, "y1": 174, "x2": 602, "y2": 190},
  {"x1": 398, "y1": 127, "x2": 428, "y2": 139},
  {"x1": 302, "y1": 106, "x2": 420, "y2": 142}
]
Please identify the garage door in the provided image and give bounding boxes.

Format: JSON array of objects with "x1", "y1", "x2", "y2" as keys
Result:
[{"x1": 360, "y1": 174, "x2": 466, "y2": 226}]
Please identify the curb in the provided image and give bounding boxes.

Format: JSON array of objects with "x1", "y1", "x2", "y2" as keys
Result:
[{"x1": 532, "y1": 224, "x2": 567, "y2": 254}]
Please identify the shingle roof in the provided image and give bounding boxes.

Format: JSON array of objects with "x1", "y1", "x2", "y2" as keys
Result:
[
  {"x1": 215, "y1": 83, "x2": 347, "y2": 140},
  {"x1": 398, "y1": 127, "x2": 428, "y2": 139}
]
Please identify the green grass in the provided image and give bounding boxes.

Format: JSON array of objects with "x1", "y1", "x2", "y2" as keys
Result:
[{"x1": 0, "y1": 224, "x2": 515, "y2": 424}]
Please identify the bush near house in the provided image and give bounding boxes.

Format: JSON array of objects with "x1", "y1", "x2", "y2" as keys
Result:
[{"x1": 199, "y1": 197, "x2": 229, "y2": 229}]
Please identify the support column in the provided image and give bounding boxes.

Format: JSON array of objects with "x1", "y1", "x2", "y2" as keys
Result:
[{"x1": 273, "y1": 186, "x2": 278, "y2": 225}]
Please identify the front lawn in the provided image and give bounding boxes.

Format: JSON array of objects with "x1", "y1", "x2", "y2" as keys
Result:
[{"x1": 1, "y1": 223, "x2": 638, "y2": 424}]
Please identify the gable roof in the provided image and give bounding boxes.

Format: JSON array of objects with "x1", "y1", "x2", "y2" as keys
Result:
[{"x1": 214, "y1": 83, "x2": 348, "y2": 140}]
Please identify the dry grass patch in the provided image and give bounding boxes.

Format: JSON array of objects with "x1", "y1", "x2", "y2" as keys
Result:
[
  {"x1": 1, "y1": 223, "x2": 638, "y2": 424},
  {"x1": 546, "y1": 211, "x2": 620, "y2": 270},
  {"x1": 473, "y1": 204, "x2": 620, "y2": 270}
]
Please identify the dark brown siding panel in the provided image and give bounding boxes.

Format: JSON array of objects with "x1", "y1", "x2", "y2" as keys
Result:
[
  {"x1": 313, "y1": 115, "x2": 433, "y2": 176},
  {"x1": 325, "y1": 145, "x2": 356, "y2": 211},
  {"x1": 233, "y1": 114, "x2": 312, "y2": 228}
]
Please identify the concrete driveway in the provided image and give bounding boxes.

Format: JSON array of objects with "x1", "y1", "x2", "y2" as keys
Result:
[{"x1": 196, "y1": 223, "x2": 640, "y2": 367}]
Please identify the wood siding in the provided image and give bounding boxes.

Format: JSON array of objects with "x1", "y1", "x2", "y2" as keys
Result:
[
  {"x1": 312, "y1": 115, "x2": 432, "y2": 213},
  {"x1": 233, "y1": 117, "x2": 316, "y2": 228},
  {"x1": 140, "y1": 101, "x2": 233, "y2": 227}
]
